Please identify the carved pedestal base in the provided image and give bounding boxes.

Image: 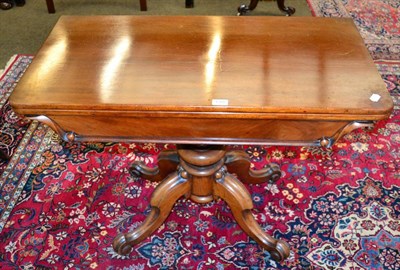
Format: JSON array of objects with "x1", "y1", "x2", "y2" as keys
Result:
[
  {"x1": 113, "y1": 144, "x2": 290, "y2": 261},
  {"x1": 238, "y1": 0, "x2": 295, "y2": 16}
]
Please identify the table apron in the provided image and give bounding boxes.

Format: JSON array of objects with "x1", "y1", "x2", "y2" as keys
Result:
[{"x1": 29, "y1": 115, "x2": 374, "y2": 147}]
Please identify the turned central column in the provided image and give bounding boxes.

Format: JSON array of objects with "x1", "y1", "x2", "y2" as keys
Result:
[{"x1": 177, "y1": 145, "x2": 226, "y2": 204}]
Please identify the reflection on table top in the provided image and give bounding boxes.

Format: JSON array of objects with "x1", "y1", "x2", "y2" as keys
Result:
[{"x1": 10, "y1": 16, "x2": 393, "y2": 120}]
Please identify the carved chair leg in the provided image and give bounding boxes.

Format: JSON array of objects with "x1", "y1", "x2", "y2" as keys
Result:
[
  {"x1": 113, "y1": 172, "x2": 190, "y2": 255},
  {"x1": 238, "y1": 0, "x2": 295, "y2": 16},
  {"x1": 214, "y1": 173, "x2": 290, "y2": 261},
  {"x1": 276, "y1": 0, "x2": 295, "y2": 16},
  {"x1": 237, "y1": 0, "x2": 259, "y2": 15},
  {"x1": 130, "y1": 150, "x2": 179, "y2": 182},
  {"x1": 225, "y1": 150, "x2": 281, "y2": 184}
]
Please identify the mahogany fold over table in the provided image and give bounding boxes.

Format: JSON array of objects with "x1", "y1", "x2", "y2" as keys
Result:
[{"x1": 9, "y1": 16, "x2": 393, "y2": 261}]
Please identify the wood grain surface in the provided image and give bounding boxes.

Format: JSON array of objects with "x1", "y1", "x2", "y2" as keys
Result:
[{"x1": 9, "y1": 16, "x2": 393, "y2": 143}]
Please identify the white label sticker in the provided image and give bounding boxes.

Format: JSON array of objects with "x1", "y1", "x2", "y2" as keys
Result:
[
  {"x1": 212, "y1": 99, "x2": 229, "y2": 106},
  {"x1": 370, "y1": 94, "x2": 381, "y2": 102}
]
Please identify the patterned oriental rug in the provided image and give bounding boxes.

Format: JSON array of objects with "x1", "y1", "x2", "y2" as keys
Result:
[
  {"x1": 0, "y1": 4, "x2": 399, "y2": 270},
  {"x1": 307, "y1": 0, "x2": 400, "y2": 61}
]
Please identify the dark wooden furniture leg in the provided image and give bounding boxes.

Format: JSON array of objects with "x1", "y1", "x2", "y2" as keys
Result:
[
  {"x1": 46, "y1": 0, "x2": 55, "y2": 13},
  {"x1": 113, "y1": 145, "x2": 290, "y2": 261},
  {"x1": 130, "y1": 150, "x2": 179, "y2": 182},
  {"x1": 225, "y1": 150, "x2": 281, "y2": 184},
  {"x1": 139, "y1": 0, "x2": 147, "y2": 11},
  {"x1": 238, "y1": 0, "x2": 295, "y2": 16},
  {"x1": 214, "y1": 173, "x2": 289, "y2": 261},
  {"x1": 113, "y1": 172, "x2": 191, "y2": 255},
  {"x1": 276, "y1": 0, "x2": 295, "y2": 16},
  {"x1": 237, "y1": 0, "x2": 259, "y2": 15},
  {"x1": 185, "y1": 0, "x2": 194, "y2": 8}
]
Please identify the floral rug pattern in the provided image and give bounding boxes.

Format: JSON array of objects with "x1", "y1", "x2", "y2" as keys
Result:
[
  {"x1": 0, "y1": 55, "x2": 47, "y2": 232},
  {"x1": 0, "y1": 1, "x2": 400, "y2": 269},
  {"x1": 0, "y1": 55, "x2": 32, "y2": 170},
  {"x1": 1, "y1": 124, "x2": 399, "y2": 269},
  {"x1": 307, "y1": 0, "x2": 400, "y2": 60}
]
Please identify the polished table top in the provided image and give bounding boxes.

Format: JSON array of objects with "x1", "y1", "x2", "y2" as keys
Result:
[{"x1": 10, "y1": 16, "x2": 393, "y2": 145}]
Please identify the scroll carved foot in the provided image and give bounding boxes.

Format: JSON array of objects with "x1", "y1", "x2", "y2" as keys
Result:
[
  {"x1": 237, "y1": 0, "x2": 260, "y2": 15},
  {"x1": 237, "y1": 0, "x2": 295, "y2": 16},
  {"x1": 130, "y1": 150, "x2": 179, "y2": 182},
  {"x1": 277, "y1": 0, "x2": 295, "y2": 16},
  {"x1": 225, "y1": 150, "x2": 281, "y2": 184},
  {"x1": 113, "y1": 173, "x2": 190, "y2": 255},
  {"x1": 214, "y1": 174, "x2": 290, "y2": 261}
]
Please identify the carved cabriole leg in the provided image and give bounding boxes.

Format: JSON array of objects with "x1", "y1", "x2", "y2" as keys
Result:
[
  {"x1": 276, "y1": 0, "x2": 295, "y2": 16},
  {"x1": 130, "y1": 150, "x2": 179, "y2": 182},
  {"x1": 237, "y1": 0, "x2": 259, "y2": 16},
  {"x1": 113, "y1": 172, "x2": 190, "y2": 255},
  {"x1": 213, "y1": 173, "x2": 290, "y2": 261},
  {"x1": 225, "y1": 150, "x2": 281, "y2": 184},
  {"x1": 238, "y1": 0, "x2": 295, "y2": 16}
]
